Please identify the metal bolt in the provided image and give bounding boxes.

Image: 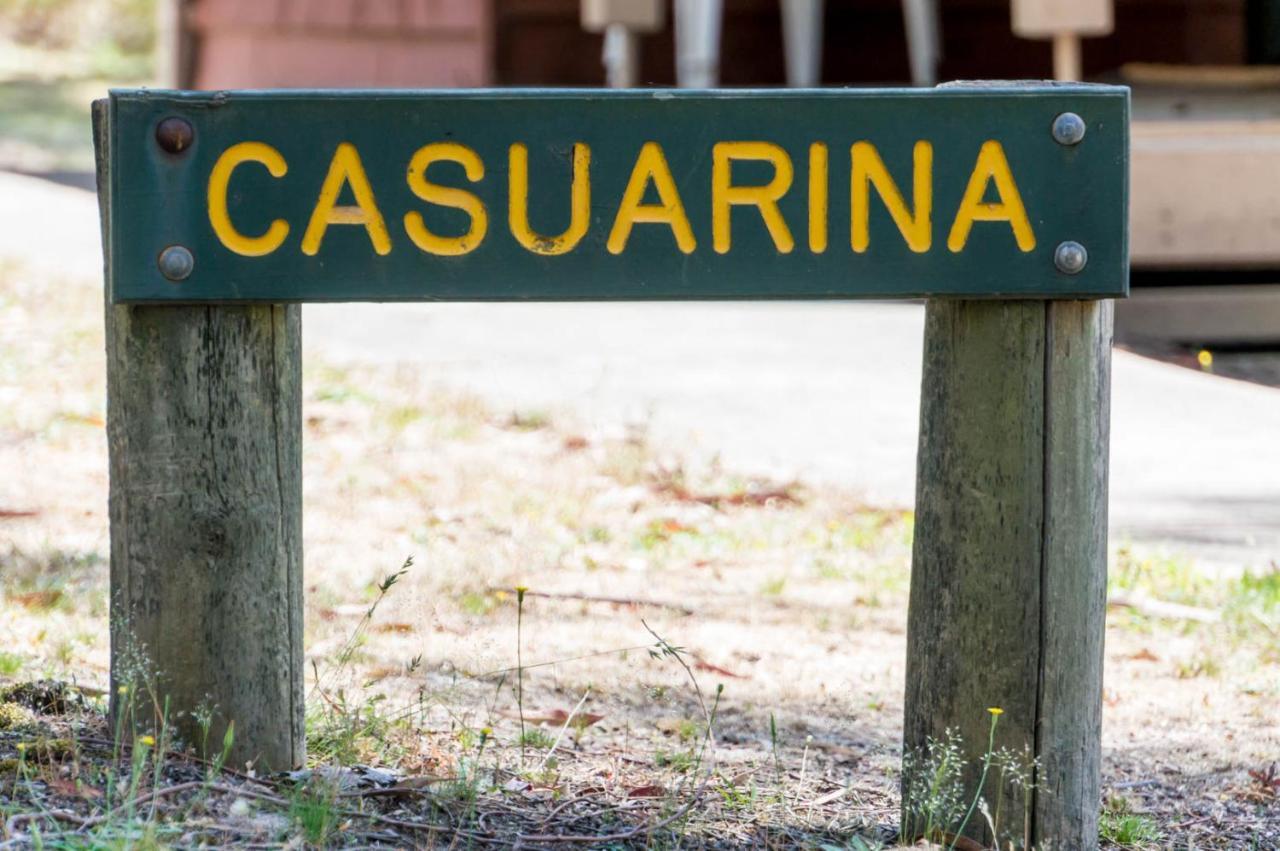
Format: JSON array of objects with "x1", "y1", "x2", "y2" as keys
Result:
[
  {"x1": 158, "y1": 245, "x2": 194, "y2": 281},
  {"x1": 1051, "y1": 112, "x2": 1086, "y2": 146},
  {"x1": 155, "y1": 117, "x2": 194, "y2": 154},
  {"x1": 1054, "y1": 241, "x2": 1088, "y2": 275}
]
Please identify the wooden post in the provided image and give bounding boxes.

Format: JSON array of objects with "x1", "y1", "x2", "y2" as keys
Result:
[
  {"x1": 93, "y1": 102, "x2": 305, "y2": 771},
  {"x1": 905, "y1": 299, "x2": 1111, "y2": 849},
  {"x1": 1011, "y1": 0, "x2": 1113, "y2": 82},
  {"x1": 1052, "y1": 32, "x2": 1082, "y2": 82}
]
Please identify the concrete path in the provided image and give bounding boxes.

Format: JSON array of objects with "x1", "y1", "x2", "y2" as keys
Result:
[
  {"x1": 4, "y1": 169, "x2": 1278, "y2": 570},
  {"x1": 304, "y1": 301, "x2": 1280, "y2": 569}
]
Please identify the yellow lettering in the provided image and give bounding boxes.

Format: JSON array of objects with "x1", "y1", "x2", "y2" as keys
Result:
[
  {"x1": 302, "y1": 142, "x2": 391, "y2": 256},
  {"x1": 851, "y1": 141, "x2": 932, "y2": 253},
  {"x1": 607, "y1": 142, "x2": 696, "y2": 254},
  {"x1": 947, "y1": 141, "x2": 1036, "y2": 253},
  {"x1": 207, "y1": 142, "x2": 290, "y2": 257},
  {"x1": 509, "y1": 143, "x2": 591, "y2": 255},
  {"x1": 808, "y1": 143, "x2": 828, "y2": 254},
  {"x1": 712, "y1": 141, "x2": 795, "y2": 254},
  {"x1": 403, "y1": 143, "x2": 487, "y2": 256}
]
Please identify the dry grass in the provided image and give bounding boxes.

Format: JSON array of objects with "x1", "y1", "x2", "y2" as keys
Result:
[{"x1": 0, "y1": 165, "x2": 1277, "y2": 846}]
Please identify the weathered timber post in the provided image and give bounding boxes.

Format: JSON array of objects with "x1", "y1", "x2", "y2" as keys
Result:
[
  {"x1": 95, "y1": 83, "x2": 1126, "y2": 790},
  {"x1": 93, "y1": 101, "x2": 305, "y2": 771},
  {"x1": 905, "y1": 299, "x2": 1112, "y2": 849}
]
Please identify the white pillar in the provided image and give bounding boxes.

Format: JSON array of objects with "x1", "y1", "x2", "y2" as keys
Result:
[
  {"x1": 603, "y1": 24, "x2": 640, "y2": 88},
  {"x1": 781, "y1": 0, "x2": 824, "y2": 87},
  {"x1": 675, "y1": 0, "x2": 723, "y2": 88},
  {"x1": 582, "y1": 0, "x2": 664, "y2": 88},
  {"x1": 902, "y1": 0, "x2": 940, "y2": 86}
]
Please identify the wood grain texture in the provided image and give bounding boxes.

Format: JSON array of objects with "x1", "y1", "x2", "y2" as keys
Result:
[
  {"x1": 905, "y1": 301, "x2": 1046, "y2": 845},
  {"x1": 106, "y1": 88, "x2": 1129, "y2": 303},
  {"x1": 94, "y1": 101, "x2": 304, "y2": 771},
  {"x1": 1036, "y1": 300, "x2": 1111, "y2": 846},
  {"x1": 905, "y1": 299, "x2": 1110, "y2": 850}
]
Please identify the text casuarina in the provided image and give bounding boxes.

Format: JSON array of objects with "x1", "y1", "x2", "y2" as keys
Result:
[
  {"x1": 207, "y1": 138, "x2": 1037, "y2": 260},
  {"x1": 104, "y1": 88, "x2": 1129, "y2": 302}
]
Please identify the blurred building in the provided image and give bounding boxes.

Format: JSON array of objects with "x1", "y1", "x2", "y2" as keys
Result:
[
  {"x1": 170, "y1": 0, "x2": 1280, "y2": 346},
  {"x1": 179, "y1": 0, "x2": 1259, "y2": 89}
]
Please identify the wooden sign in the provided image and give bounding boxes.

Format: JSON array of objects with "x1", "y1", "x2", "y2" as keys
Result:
[
  {"x1": 104, "y1": 87, "x2": 1128, "y2": 303},
  {"x1": 95, "y1": 87, "x2": 1124, "y2": 848}
]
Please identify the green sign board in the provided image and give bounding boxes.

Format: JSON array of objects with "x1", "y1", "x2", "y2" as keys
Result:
[{"x1": 103, "y1": 86, "x2": 1128, "y2": 303}]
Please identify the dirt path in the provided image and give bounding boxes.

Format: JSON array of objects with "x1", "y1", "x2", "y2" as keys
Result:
[
  {"x1": 1, "y1": 168, "x2": 1278, "y2": 847},
  {"x1": 5, "y1": 169, "x2": 1280, "y2": 570}
]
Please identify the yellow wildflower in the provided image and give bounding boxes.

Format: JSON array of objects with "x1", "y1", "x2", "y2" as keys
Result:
[
  {"x1": 987, "y1": 707, "x2": 1004, "y2": 716},
  {"x1": 138, "y1": 735, "x2": 156, "y2": 747}
]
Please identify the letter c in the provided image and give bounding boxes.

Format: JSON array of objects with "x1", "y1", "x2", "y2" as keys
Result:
[{"x1": 208, "y1": 142, "x2": 290, "y2": 256}]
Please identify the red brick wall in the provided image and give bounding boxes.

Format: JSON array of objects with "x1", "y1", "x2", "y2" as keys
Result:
[
  {"x1": 188, "y1": 0, "x2": 1245, "y2": 90},
  {"x1": 191, "y1": 0, "x2": 492, "y2": 88}
]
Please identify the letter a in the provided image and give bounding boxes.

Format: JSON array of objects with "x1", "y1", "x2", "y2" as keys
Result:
[
  {"x1": 947, "y1": 141, "x2": 1036, "y2": 253},
  {"x1": 302, "y1": 143, "x2": 392, "y2": 256},
  {"x1": 607, "y1": 143, "x2": 696, "y2": 254}
]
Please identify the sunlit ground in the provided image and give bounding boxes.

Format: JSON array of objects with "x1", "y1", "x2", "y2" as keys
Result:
[{"x1": 0, "y1": 49, "x2": 1277, "y2": 848}]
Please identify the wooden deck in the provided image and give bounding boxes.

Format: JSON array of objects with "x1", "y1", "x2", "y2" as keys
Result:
[{"x1": 1128, "y1": 64, "x2": 1280, "y2": 269}]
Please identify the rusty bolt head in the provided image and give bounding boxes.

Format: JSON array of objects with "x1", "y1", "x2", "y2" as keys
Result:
[{"x1": 155, "y1": 117, "x2": 194, "y2": 154}]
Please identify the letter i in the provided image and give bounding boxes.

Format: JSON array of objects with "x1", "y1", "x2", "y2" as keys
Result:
[{"x1": 809, "y1": 143, "x2": 828, "y2": 254}]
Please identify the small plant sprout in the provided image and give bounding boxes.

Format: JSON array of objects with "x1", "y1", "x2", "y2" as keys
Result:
[
  {"x1": 769, "y1": 712, "x2": 782, "y2": 777},
  {"x1": 902, "y1": 731, "x2": 960, "y2": 843},
  {"x1": 643, "y1": 619, "x2": 710, "y2": 724},
  {"x1": 946, "y1": 707, "x2": 1003, "y2": 850},
  {"x1": 1100, "y1": 796, "x2": 1163, "y2": 848},
  {"x1": 515, "y1": 584, "x2": 528, "y2": 765},
  {"x1": 989, "y1": 742, "x2": 1038, "y2": 847},
  {"x1": 290, "y1": 778, "x2": 342, "y2": 846},
  {"x1": 315, "y1": 555, "x2": 413, "y2": 697},
  {"x1": 125, "y1": 732, "x2": 156, "y2": 819}
]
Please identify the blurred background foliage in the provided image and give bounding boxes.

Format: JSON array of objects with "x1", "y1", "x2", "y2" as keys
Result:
[
  {"x1": 0, "y1": 0, "x2": 154, "y2": 172},
  {"x1": 0, "y1": 0, "x2": 154, "y2": 77}
]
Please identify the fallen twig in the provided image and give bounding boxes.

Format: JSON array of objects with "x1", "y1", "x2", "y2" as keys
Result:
[
  {"x1": 513, "y1": 794, "x2": 703, "y2": 845},
  {"x1": 6, "y1": 809, "x2": 90, "y2": 834},
  {"x1": 337, "y1": 779, "x2": 458, "y2": 799},
  {"x1": 74, "y1": 780, "x2": 208, "y2": 830},
  {"x1": 652, "y1": 481, "x2": 803, "y2": 509},
  {"x1": 74, "y1": 736, "x2": 283, "y2": 790},
  {"x1": 485, "y1": 588, "x2": 693, "y2": 616},
  {"x1": 1108, "y1": 593, "x2": 1220, "y2": 623}
]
